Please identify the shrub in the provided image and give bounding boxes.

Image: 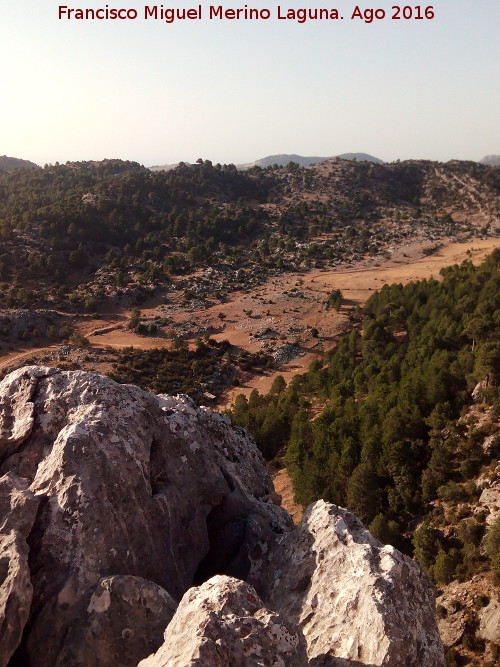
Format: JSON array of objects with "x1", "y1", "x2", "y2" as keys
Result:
[
  {"x1": 69, "y1": 333, "x2": 90, "y2": 347},
  {"x1": 433, "y1": 551, "x2": 456, "y2": 585},
  {"x1": 437, "y1": 481, "x2": 468, "y2": 503}
]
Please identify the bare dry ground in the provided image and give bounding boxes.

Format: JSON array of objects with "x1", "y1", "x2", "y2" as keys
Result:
[
  {"x1": 214, "y1": 238, "x2": 499, "y2": 406},
  {"x1": 1, "y1": 237, "x2": 497, "y2": 522},
  {"x1": 270, "y1": 466, "x2": 304, "y2": 525},
  {"x1": 2, "y1": 238, "x2": 496, "y2": 383}
]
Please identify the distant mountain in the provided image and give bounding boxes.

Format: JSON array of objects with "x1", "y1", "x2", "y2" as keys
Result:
[
  {"x1": 149, "y1": 162, "x2": 186, "y2": 172},
  {"x1": 0, "y1": 155, "x2": 38, "y2": 172},
  {"x1": 149, "y1": 153, "x2": 384, "y2": 172},
  {"x1": 238, "y1": 153, "x2": 384, "y2": 169},
  {"x1": 240, "y1": 154, "x2": 331, "y2": 169},
  {"x1": 480, "y1": 155, "x2": 500, "y2": 166},
  {"x1": 336, "y1": 152, "x2": 384, "y2": 164}
]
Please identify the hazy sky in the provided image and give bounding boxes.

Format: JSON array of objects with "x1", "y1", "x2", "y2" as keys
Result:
[{"x1": 1, "y1": 0, "x2": 499, "y2": 166}]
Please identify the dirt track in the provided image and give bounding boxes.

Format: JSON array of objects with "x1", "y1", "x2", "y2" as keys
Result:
[
  {"x1": 1, "y1": 237, "x2": 497, "y2": 521},
  {"x1": 215, "y1": 238, "x2": 499, "y2": 406},
  {"x1": 2, "y1": 237, "x2": 498, "y2": 390}
]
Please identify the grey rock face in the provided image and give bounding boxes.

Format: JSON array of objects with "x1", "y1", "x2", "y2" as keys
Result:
[
  {"x1": 138, "y1": 575, "x2": 308, "y2": 667},
  {"x1": 0, "y1": 473, "x2": 40, "y2": 667},
  {"x1": 479, "y1": 470, "x2": 500, "y2": 526},
  {"x1": 0, "y1": 366, "x2": 290, "y2": 666},
  {"x1": 0, "y1": 366, "x2": 444, "y2": 667},
  {"x1": 260, "y1": 501, "x2": 445, "y2": 667},
  {"x1": 478, "y1": 598, "x2": 500, "y2": 643},
  {"x1": 54, "y1": 575, "x2": 177, "y2": 667}
]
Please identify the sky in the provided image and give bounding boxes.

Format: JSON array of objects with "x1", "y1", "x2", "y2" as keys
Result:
[{"x1": 1, "y1": 0, "x2": 499, "y2": 166}]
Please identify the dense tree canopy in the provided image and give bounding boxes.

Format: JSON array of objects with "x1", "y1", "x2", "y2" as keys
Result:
[{"x1": 229, "y1": 251, "x2": 500, "y2": 566}]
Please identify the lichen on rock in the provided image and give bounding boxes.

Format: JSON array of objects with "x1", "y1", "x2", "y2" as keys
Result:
[{"x1": 138, "y1": 575, "x2": 308, "y2": 667}]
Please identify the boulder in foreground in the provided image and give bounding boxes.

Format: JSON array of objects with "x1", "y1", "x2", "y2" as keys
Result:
[
  {"x1": 0, "y1": 367, "x2": 444, "y2": 666},
  {"x1": 260, "y1": 501, "x2": 445, "y2": 666},
  {"x1": 0, "y1": 366, "x2": 290, "y2": 666},
  {"x1": 139, "y1": 575, "x2": 308, "y2": 667}
]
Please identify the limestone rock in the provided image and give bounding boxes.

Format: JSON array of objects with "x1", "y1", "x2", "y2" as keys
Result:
[
  {"x1": 0, "y1": 473, "x2": 40, "y2": 667},
  {"x1": 436, "y1": 601, "x2": 467, "y2": 648},
  {"x1": 481, "y1": 433, "x2": 499, "y2": 456},
  {"x1": 479, "y1": 469, "x2": 500, "y2": 526},
  {"x1": 138, "y1": 575, "x2": 308, "y2": 667},
  {"x1": 0, "y1": 366, "x2": 291, "y2": 667},
  {"x1": 260, "y1": 501, "x2": 445, "y2": 667},
  {"x1": 478, "y1": 598, "x2": 500, "y2": 643},
  {"x1": 435, "y1": 577, "x2": 497, "y2": 649},
  {"x1": 0, "y1": 366, "x2": 43, "y2": 458},
  {"x1": 54, "y1": 575, "x2": 177, "y2": 667},
  {"x1": 0, "y1": 366, "x2": 445, "y2": 667}
]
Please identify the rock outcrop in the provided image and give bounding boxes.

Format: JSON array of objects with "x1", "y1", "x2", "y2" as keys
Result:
[
  {"x1": 54, "y1": 575, "x2": 177, "y2": 667},
  {"x1": 478, "y1": 598, "x2": 500, "y2": 643},
  {"x1": 259, "y1": 501, "x2": 444, "y2": 666},
  {"x1": 478, "y1": 467, "x2": 500, "y2": 526},
  {"x1": 0, "y1": 473, "x2": 40, "y2": 667},
  {"x1": 0, "y1": 309, "x2": 67, "y2": 342},
  {"x1": 139, "y1": 575, "x2": 308, "y2": 667},
  {"x1": 0, "y1": 366, "x2": 290, "y2": 666},
  {"x1": 435, "y1": 576, "x2": 499, "y2": 651},
  {"x1": 0, "y1": 366, "x2": 444, "y2": 666}
]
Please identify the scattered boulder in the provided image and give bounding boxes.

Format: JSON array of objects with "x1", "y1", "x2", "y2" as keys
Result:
[
  {"x1": 478, "y1": 598, "x2": 500, "y2": 643},
  {"x1": 259, "y1": 501, "x2": 445, "y2": 667},
  {"x1": 139, "y1": 575, "x2": 308, "y2": 667},
  {"x1": 251, "y1": 327, "x2": 279, "y2": 341},
  {"x1": 272, "y1": 343, "x2": 303, "y2": 365}
]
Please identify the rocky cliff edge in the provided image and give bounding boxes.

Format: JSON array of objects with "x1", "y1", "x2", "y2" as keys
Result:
[{"x1": 0, "y1": 367, "x2": 445, "y2": 666}]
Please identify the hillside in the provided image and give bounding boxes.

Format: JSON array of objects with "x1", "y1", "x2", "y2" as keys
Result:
[
  {"x1": 0, "y1": 366, "x2": 445, "y2": 666},
  {"x1": 238, "y1": 152, "x2": 384, "y2": 169},
  {"x1": 229, "y1": 250, "x2": 500, "y2": 665},
  {"x1": 0, "y1": 157, "x2": 498, "y2": 317},
  {"x1": 0, "y1": 155, "x2": 38, "y2": 172},
  {"x1": 0, "y1": 156, "x2": 498, "y2": 664}
]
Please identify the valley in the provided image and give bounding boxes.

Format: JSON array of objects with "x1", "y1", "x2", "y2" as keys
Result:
[
  {"x1": 1, "y1": 236, "x2": 497, "y2": 408},
  {"x1": 0, "y1": 156, "x2": 499, "y2": 666}
]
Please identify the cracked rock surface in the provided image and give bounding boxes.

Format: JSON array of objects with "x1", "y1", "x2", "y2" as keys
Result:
[
  {"x1": 0, "y1": 366, "x2": 290, "y2": 666},
  {"x1": 138, "y1": 575, "x2": 308, "y2": 667},
  {"x1": 0, "y1": 473, "x2": 40, "y2": 667},
  {"x1": 259, "y1": 501, "x2": 445, "y2": 667},
  {"x1": 0, "y1": 367, "x2": 444, "y2": 666}
]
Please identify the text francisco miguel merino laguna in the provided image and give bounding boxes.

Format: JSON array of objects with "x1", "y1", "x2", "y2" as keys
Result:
[{"x1": 58, "y1": 4, "x2": 351, "y2": 23}]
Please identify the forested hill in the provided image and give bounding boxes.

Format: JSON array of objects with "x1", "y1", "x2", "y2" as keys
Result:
[
  {"x1": 229, "y1": 251, "x2": 499, "y2": 584},
  {"x1": 0, "y1": 157, "x2": 498, "y2": 311}
]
